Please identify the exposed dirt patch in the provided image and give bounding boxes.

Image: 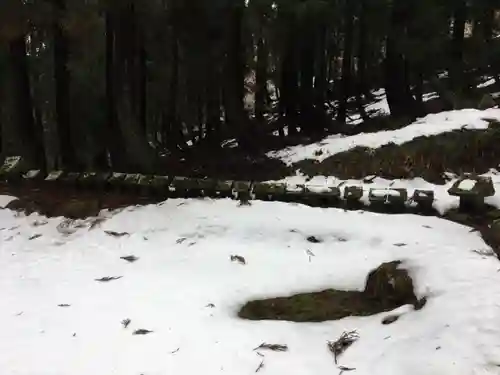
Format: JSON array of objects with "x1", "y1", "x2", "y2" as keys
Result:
[
  {"x1": 238, "y1": 261, "x2": 425, "y2": 322},
  {"x1": 295, "y1": 121, "x2": 500, "y2": 184}
]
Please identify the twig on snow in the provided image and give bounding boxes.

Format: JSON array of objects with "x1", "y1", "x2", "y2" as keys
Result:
[
  {"x1": 327, "y1": 330, "x2": 359, "y2": 364},
  {"x1": 255, "y1": 359, "x2": 265, "y2": 373},
  {"x1": 253, "y1": 342, "x2": 288, "y2": 352}
]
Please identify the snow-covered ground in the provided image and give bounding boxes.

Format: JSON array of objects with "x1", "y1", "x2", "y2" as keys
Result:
[
  {"x1": 267, "y1": 108, "x2": 500, "y2": 165},
  {"x1": 1, "y1": 199, "x2": 500, "y2": 375}
]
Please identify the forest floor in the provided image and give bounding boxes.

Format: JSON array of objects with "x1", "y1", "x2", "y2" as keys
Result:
[{"x1": 3, "y1": 85, "x2": 500, "y2": 374}]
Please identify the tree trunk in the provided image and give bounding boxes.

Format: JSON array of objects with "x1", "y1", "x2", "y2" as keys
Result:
[
  {"x1": 299, "y1": 20, "x2": 317, "y2": 134},
  {"x1": 53, "y1": 0, "x2": 76, "y2": 169},
  {"x1": 384, "y1": 0, "x2": 416, "y2": 119},
  {"x1": 105, "y1": 9, "x2": 128, "y2": 170},
  {"x1": 337, "y1": 2, "x2": 355, "y2": 124},
  {"x1": 449, "y1": 0, "x2": 467, "y2": 93},
  {"x1": 224, "y1": 2, "x2": 247, "y2": 141},
  {"x1": 4, "y1": 35, "x2": 46, "y2": 169},
  {"x1": 255, "y1": 31, "x2": 267, "y2": 124},
  {"x1": 355, "y1": 0, "x2": 370, "y2": 122}
]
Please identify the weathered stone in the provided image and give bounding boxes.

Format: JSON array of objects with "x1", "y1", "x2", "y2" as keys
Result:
[
  {"x1": 478, "y1": 93, "x2": 497, "y2": 110},
  {"x1": 253, "y1": 182, "x2": 286, "y2": 201},
  {"x1": 412, "y1": 189, "x2": 435, "y2": 211},
  {"x1": 135, "y1": 174, "x2": 152, "y2": 190},
  {"x1": 364, "y1": 261, "x2": 419, "y2": 308},
  {"x1": 448, "y1": 175, "x2": 495, "y2": 212},
  {"x1": 123, "y1": 174, "x2": 142, "y2": 187},
  {"x1": 169, "y1": 176, "x2": 204, "y2": 197},
  {"x1": 368, "y1": 188, "x2": 408, "y2": 205},
  {"x1": 412, "y1": 189, "x2": 434, "y2": 203},
  {"x1": 215, "y1": 180, "x2": 234, "y2": 197},
  {"x1": 304, "y1": 185, "x2": 341, "y2": 206},
  {"x1": 284, "y1": 184, "x2": 305, "y2": 202},
  {"x1": 197, "y1": 178, "x2": 218, "y2": 196},
  {"x1": 45, "y1": 170, "x2": 65, "y2": 182},
  {"x1": 23, "y1": 170, "x2": 44, "y2": 182},
  {"x1": 344, "y1": 186, "x2": 363, "y2": 202},
  {"x1": 449, "y1": 175, "x2": 494, "y2": 197},
  {"x1": 0, "y1": 156, "x2": 29, "y2": 181},
  {"x1": 232, "y1": 181, "x2": 253, "y2": 200},
  {"x1": 108, "y1": 173, "x2": 127, "y2": 185},
  {"x1": 150, "y1": 176, "x2": 171, "y2": 196},
  {"x1": 368, "y1": 189, "x2": 387, "y2": 203},
  {"x1": 386, "y1": 188, "x2": 408, "y2": 204}
]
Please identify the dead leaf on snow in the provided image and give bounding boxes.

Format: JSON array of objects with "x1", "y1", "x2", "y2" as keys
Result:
[
  {"x1": 230, "y1": 255, "x2": 246, "y2": 265},
  {"x1": 95, "y1": 276, "x2": 123, "y2": 282},
  {"x1": 133, "y1": 329, "x2": 153, "y2": 335},
  {"x1": 104, "y1": 230, "x2": 130, "y2": 238},
  {"x1": 120, "y1": 255, "x2": 139, "y2": 263}
]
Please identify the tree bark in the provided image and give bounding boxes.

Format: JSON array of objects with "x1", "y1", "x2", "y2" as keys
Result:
[
  {"x1": 384, "y1": 0, "x2": 416, "y2": 119},
  {"x1": 104, "y1": 9, "x2": 128, "y2": 170},
  {"x1": 449, "y1": 0, "x2": 467, "y2": 93},
  {"x1": 53, "y1": 0, "x2": 76, "y2": 169},
  {"x1": 337, "y1": 2, "x2": 355, "y2": 124},
  {"x1": 4, "y1": 34, "x2": 46, "y2": 169}
]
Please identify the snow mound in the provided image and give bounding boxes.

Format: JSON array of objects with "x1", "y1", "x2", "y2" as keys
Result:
[{"x1": 267, "y1": 108, "x2": 500, "y2": 165}]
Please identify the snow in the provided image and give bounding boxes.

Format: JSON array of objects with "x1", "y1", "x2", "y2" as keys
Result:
[
  {"x1": 458, "y1": 179, "x2": 477, "y2": 191},
  {"x1": 1, "y1": 198, "x2": 500, "y2": 374},
  {"x1": 0, "y1": 195, "x2": 17, "y2": 208},
  {"x1": 478, "y1": 77, "x2": 496, "y2": 89},
  {"x1": 370, "y1": 189, "x2": 401, "y2": 198},
  {"x1": 267, "y1": 108, "x2": 500, "y2": 165}
]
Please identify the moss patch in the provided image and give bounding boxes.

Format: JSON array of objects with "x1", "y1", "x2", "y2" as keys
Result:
[
  {"x1": 238, "y1": 261, "x2": 425, "y2": 322},
  {"x1": 295, "y1": 121, "x2": 500, "y2": 184}
]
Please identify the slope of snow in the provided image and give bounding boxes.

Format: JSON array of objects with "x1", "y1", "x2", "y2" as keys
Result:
[
  {"x1": 0, "y1": 195, "x2": 17, "y2": 208},
  {"x1": 267, "y1": 108, "x2": 500, "y2": 166},
  {"x1": 1, "y1": 198, "x2": 500, "y2": 375}
]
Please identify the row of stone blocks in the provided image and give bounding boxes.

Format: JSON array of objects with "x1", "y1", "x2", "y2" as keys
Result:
[{"x1": 0, "y1": 156, "x2": 495, "y2": 212}]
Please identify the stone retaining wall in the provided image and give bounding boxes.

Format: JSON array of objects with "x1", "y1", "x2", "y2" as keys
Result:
[{"x1": 0, "y1": 156, "x2": 495, "y2": 214}]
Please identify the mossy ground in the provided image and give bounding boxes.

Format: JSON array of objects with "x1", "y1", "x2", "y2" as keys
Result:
[
  {"x1": 238, "y1": 289, "x2": 409, "y2": 323},
  {"x1": 239, "y1": 261, "x2": 423, "y2": 323},
  {"x1": 295, "y1": 121, "x2": 500, "y2": 184}
]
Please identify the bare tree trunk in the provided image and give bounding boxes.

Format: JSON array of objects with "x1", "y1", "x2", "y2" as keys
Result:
[
  {"x1": 337, "y1": 2, "x2": 355, "y2": 124},
  {"x1": 255, "y1": 31, "x2": 267, "y2": 124},
  {"x1": 449, "y1": 0, "x2": 467, "y2": 93},
  {"x1": 53, "y1": 0, "x2": 76, "y2": 169},
  {"x1": 105, "y1": 9, "x2": 128, "y2": 170},
  {"x1": 4, "y1": 34, "x2": 46, "y2": 169}
]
